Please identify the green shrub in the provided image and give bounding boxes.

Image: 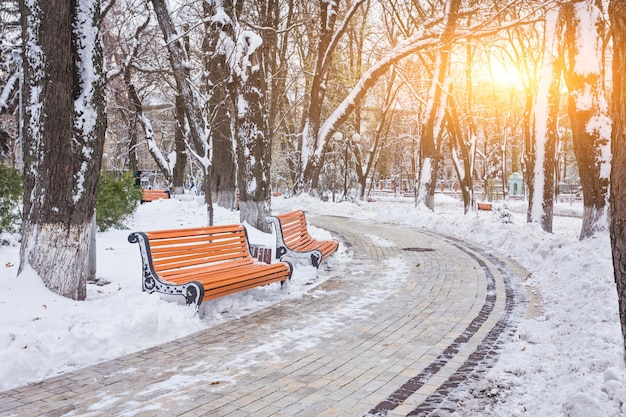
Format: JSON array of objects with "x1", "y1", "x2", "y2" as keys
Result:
[
  {"x1": 95, "y1": 171, "x2": 142, "y2": 231},
  {"x1": 0, "y1": 164, "x2": 23, "y2": 234}
]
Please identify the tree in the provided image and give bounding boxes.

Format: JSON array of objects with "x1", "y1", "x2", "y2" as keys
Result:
[
  {"x1": 150, "y1": 0, "x2": 215, "y2": 224},
  {"x1": 416, "y1": 0, "x2": 461, "y2": 210},
  {"x1": 0, "y1": 0, "x2": 20, "y2": 166},
  {"x1": 562, "y1": 0, "x2": 611, "y2": 240},
  {"x1": 609, "y1": 0, "x2": 626, "y2": 361},
  {"x1": 18, "y1": 0, "x2": 106, "y2": 300},
  {"x1": 202, "y1": 0, "x2": 237, "y2": 210},
  {"x1": 205, "y1": 0, "x2": 276, "y2": 230},
  {"x1": 527, "y1": 7, "x2": 563, "y2": 233},
  {"x1": 354, "y1": 67, "x2": 399, "y2": 201},
  {"x1": 102, "y1": 0, "x2": 185, "y2": 189},
  {"x1": 296, "y1": 0, "x2": 367, "y2": 194}
]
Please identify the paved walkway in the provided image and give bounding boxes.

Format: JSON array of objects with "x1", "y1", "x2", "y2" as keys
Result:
[{"x1": 0, "y1": 215, "x2": 527, "y2": 417}]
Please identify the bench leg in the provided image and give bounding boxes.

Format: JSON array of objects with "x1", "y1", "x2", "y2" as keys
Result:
[
  {"x1": 279, "y1": 249, "x2": 323, "y2": 268},
  {"x1": 280, "y1": 261, "x2": 294, "y2": 287},
  {"x1": 141, "y1": 266, "x2": 204, "y2": 307},
  {"x1": 310, "y1": 250, "x2": 323, "y2": 268},
  {"x1": 184, "y1": 282, "x2": 204, "y2": 306}
]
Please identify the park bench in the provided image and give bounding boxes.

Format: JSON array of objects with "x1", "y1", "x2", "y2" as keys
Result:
[
  {"x1": 266, "y1": 209, "x2": 338, "y2": 268},
  {"x1": 477, "y1": 202, "x2": 493, "y2": 211},
  {"x1": 128, "y1": 224, "x2": 293, "y2": 307},
  {"x1": 141, "y1": 189, "x2": 170, "y2": 203}
]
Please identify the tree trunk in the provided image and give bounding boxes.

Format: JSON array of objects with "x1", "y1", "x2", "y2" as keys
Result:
[
  {"x1": 126, "y1": 79, "x2": 172, "y2": 184},
  {"x1": 18, "y1": 0, "x2": 105, "y2": 300},
  {"x1": 120, "y1": 15, "x2": 173, "y2": 187},
  {"x1": 447, "y1": 97, "x2": 474, "y2": 214},
  {"x1": 608, "y1": 0, "x2": 626, "y2": 362},
  {"x1": 297, "y1": 0, "x2": 368, "y2": 194},
  {"x1": 416, "y1": 0, "x2": 461, "y2": 210},
  {"x1": 235, "y1": 65, "x2": 272, "y2": 232},
  {"x1": 151, "y1": 0, "x2": 214, "y2": 221},
  {"x1": 172, "y1": 95, "x2": 187, "y2": 195},
  {"x1": 203, "y1": 0, "x2": 237, "y2": 210},
  {"x1": 528, "y1": 9, "x2": 563, "y2": 233},
  {"x1": 236, "y1": 6, "x2": 272, "y2": 231},
  {"x1": 563, "y1": 1, "x2": 611, "y2": 240}
]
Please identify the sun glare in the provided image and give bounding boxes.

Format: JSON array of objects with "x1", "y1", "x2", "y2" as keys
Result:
[{"x1": 486, "y1": 60, "x2": 524, "y2": 89}]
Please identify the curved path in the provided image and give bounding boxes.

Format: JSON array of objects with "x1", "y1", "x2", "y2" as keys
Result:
[{"x1": 0, "y1": 215, "x2": 527, "y2": 417}]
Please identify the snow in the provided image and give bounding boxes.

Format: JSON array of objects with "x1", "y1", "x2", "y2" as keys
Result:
[
  {"x1": 530, "y1": 8, "x2": 559, "y2": 225},
  {"x1": 417, "y1": 157, "x2": 432, "y2": 205},
  {"x1": 573, "y1": 1, "x2": 603, "y2": 77},
  {"x1": 1, "y1": 194, "x2": 625, "y2": 416}
]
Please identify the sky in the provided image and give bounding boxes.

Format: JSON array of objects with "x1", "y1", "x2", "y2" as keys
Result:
[{"x1": 0, "y1": 193, "x2": 624, "y2": 416}]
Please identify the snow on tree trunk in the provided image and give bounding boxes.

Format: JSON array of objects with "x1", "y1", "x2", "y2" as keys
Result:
[
  {"x1": 203, "y1": 0, "x2": 237, "y2": 210},
  {"x1": 608, "y1": 0, "x2": 626, "y2": 361},
  {"x1": 528, "y1": 8, "x2": 562, "y2": 233},
  {"x1": 204, "y1": 0, "x2": 272, "y2": 230},
  {"x1": 234, "y1": 44, "x2": 272, "y2": 231},
  {"x1": 416, "y1": 0, "x2": 460, "y2": 210},
  {"x1": 447, "y1": 96, "x2": 475, "y2": 215},
  {"x1": 563, "y1": 1, "x2": 611, "y2": 240},
  {"x1": 18, "y1": 0, "x2": 105, "y2": 300},
  {"x1": 141, "y1": 113, "x2": 173, "y2": 182}
]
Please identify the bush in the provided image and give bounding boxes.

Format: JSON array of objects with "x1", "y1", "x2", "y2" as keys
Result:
[
  {"x1": 95, "y1": 172, "x2": 142, "y2": 231},
  {"x1": 0, "y1": 164, "x2": 23, "y2": 234}
]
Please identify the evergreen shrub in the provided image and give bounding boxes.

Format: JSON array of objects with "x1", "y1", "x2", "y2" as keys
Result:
[
  {"x1": 0, "y1": 164, "x2": 23, "y2": 234},
  {"x1": 95, "y1": 171, "x2": 142, "y2": 231}
]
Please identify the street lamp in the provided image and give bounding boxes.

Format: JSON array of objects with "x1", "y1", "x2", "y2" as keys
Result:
[{"x1": 341, "y1": 133, "x2": 361, "y2": 200}]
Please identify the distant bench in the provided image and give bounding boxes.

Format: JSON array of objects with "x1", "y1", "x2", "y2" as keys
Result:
[
  {"x1": 128, "y1": 224, "x2": 293, "y2": 307},
  {"x1": 141, "y1": 189, "x2": 170, "y2": 203},
  {"x1": 477, "y1": 202, "x2": 493, "y2": 211},
  {"x1": 266, "y1": 210, "x2": 338, "y2": 268}
]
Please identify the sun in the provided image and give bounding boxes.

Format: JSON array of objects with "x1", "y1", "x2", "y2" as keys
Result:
[{"x1": 485, "y1": 58, "x2": 525, "y2": 89}]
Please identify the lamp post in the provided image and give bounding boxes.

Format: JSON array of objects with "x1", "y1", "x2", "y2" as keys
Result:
[{"x1": 341, "y1": 133, "x2": 361, "y2": 200}]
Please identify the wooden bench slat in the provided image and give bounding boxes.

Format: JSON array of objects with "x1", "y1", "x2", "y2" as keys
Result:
[
  {"x1": 146, "y1": 224, "x2": 245, "y2": 238},
  {"x1": 202, "y1": 274, "x2": 289, "y2": 301},
  {"x1": 158, "y1": 258, "x2": 255, "y2": 279},
  {"x1": 155, "y1": 256, "x2": 252, "y2": 275},
  {"x1": 141, "y1": 189, "x2": 170, "y2": 202},
  {"x1": 151, "y1": 242, "x2": 250, "y2": 258},
  {"x1": 128, "y1": 224, "x2": 293, "y2": 307}
]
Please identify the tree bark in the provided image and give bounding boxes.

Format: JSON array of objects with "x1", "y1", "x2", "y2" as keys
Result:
[
  {"x1": 18, "y1": 0, "x2": 106, "y2": 300},
  {"x1": 446, "y1": 96, "x2": 474, "y2": 214},
  {"x1": 608, "y1": 0, "x2": 626, "y2": 362},
  {"x1": 150, "y1": 0, "x2": 214, "y2": 223},
  {"x1": 297, "y1": 0, "x2": 367, "y2": 194},
  {"x1": 416, "y1": 0, "x2": 461, "y2": 210},
  {"x1": 203, "y1": 0, "x2": 237, "y2": 210},
  {"x1": 563, "y1": 1, "x2": 611, "y2": 240},
  {"x1": 528, "y1": 8, "x2": 563, "y2": 233},
  {"x1": 203, "y1": 0, "x2": 277, "y2": 230},
  {"x1": 172, "y1": 95, "x2": 187, "y2": 195}
]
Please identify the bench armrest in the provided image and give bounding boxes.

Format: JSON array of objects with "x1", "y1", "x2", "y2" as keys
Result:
[
  {"x1": 265, "y1": 215, "x2": 288, "y2": 258},
  {"x1": 128, "y1": 232, "x2": 205, "y2": 306}
]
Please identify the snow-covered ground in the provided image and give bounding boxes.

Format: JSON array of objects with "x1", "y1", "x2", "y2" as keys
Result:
[{"x1": 0, "y1": 193, "x2": 624, "y2": 416}]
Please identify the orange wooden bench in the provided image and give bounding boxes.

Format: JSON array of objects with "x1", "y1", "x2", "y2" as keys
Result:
[
  {"x1": 128, "y1": 224, "x2": 293, "y2": 307},
  {"x1": 266, "y1": 210, "x2": 338, "y2": 268},
  {"x1": 477, "y1": 202, "x2": 493, "y2": 211},
  {"x1": 141, "y1": 189, "x2": 170, "y2": 203}
]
